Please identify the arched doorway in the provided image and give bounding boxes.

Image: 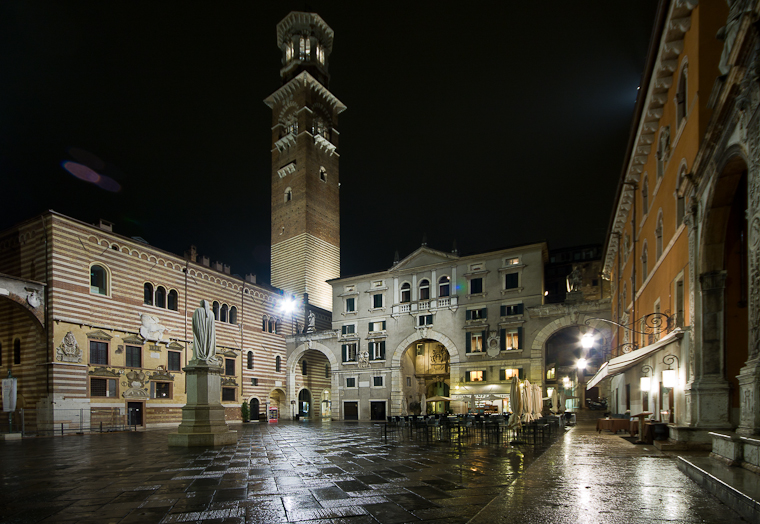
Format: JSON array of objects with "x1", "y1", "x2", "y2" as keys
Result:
[
  {"x1": 545, "y1": 327, "x2": 595, "y2": 411},
  {"x1": 298, "y1": 388, "x2": 311, "y2": 417},
  {"x1": 269, "y1": 388, "x2": 285, "y2": 419},
  {"x1": 249, "y1": 398, "x2": 260, "y2": 421},
  {"x1": 320, "y1": 389, "x2": 331, "y2": 418},
  {"x1": 399, "y1": 339, "x2": 450, "y2": 415}
]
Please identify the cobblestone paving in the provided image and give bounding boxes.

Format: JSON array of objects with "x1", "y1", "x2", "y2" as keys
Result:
[{"x1": 0, "y1": 420, "x2": 556, "y2": 524}]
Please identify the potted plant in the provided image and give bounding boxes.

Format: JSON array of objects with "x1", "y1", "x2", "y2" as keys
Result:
[{"x1": 241, "y1": 401, "x2": 250, "y2": 422}]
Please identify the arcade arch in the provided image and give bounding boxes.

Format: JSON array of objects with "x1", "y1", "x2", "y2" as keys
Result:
[{"x1": 288, "y1": 341, "x2": 338, "y2": 419}]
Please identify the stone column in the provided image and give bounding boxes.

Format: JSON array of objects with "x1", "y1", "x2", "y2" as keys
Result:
[
  {"x1": 682, "y1": 204, "x2": 700, "y2": 426},
  {"x1": 168, "y1": 360, "x2": 237, "y2": 447},
  {"x1": 689, "y1": 271, "x2": 732, "y2": 429}
]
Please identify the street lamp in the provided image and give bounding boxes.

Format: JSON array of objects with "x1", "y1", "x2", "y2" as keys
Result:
[
  {"x1": 279, "y1": 295, "x2": 297, "y2": 334},
  {"x1": 576, "y1": 358, "x2": 587, "y2": 371}
]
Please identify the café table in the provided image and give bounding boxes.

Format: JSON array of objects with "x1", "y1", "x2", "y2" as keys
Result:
[
  {"x1": 631, "y1": 412, "x2": 653, "y2": 443},
  {"x1": 596, "y1": 417, "x2": 630, "y2": 434}
]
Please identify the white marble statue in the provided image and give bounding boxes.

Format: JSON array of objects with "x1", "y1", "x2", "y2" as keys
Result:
[{"x1": 192, "y1": 300, "x2": 218, "y2": 364}]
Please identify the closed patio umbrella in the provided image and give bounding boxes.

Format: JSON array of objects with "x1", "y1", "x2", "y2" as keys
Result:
[{"x1": 508, "y1": 377, "x2": 522, "y2": 429}]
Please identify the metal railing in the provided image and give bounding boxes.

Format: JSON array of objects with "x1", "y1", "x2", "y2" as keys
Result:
[{"x1": 0, "y1": 409, "x2": 138, "y2": 438}]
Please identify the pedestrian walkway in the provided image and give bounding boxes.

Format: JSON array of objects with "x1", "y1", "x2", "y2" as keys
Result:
[
  {"x1": 0, "y1": 415, "x2": 750, "y2": 523},
  {"x1": 0, "y1": 419, "x2": 557, "y2": 524},
  {"x1": 469, "y1": 412, "x2": 748, "y2": 524}
]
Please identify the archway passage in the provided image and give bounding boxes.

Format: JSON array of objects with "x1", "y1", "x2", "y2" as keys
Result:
[
  {"x1": 298, "y1": 388, "x2": 311, "y2": 417},
  {"x1": 320, "y1": 389, "x2": 331, "y2": 418},
  {"x1": 296, "y1": 349, "x2": 331, "y2": 418},
  {"x1": 400, "y1": 339, "x2": 450, "y2": 415},
  {"x1": 249, "y1": 398, "x2": 260, "y2": 421},
  {"x1": 722, "y1": 168, "x2": 748, "y2": 420},
  {"x1": 545, "y1": 327, "x2": 595, "y2": 411},
  {"x1": 269, "y1": 389, "x2": 285, "y2": 419}
]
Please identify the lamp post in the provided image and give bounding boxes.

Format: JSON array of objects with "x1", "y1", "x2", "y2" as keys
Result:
[{"x1": 279, "y1": 295, "x2": 297, "y2": 335}]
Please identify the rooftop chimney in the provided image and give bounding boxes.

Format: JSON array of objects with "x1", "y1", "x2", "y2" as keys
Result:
[{"x1": 98, "y1": 219, "x2": 113, "y2": 232}]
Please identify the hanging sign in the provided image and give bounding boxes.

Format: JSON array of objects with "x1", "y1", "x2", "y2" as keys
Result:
[{"x1": 2, "y1": 377, "x2": 17, "y2": 412}]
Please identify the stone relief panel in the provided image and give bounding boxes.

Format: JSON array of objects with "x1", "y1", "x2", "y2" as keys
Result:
[
  {"x1": 122, "y1": 370, "x2": 148, "y2": 399},
  {"x1": 56, "y1": 332, "x2": 82, "y2": 363}
]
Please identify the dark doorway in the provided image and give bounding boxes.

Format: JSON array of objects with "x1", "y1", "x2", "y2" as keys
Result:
[
  {"x1": 298, "y1": 389, "x2": 311, "y2": 417},
  {"x1": 344, "y1": 401, "x2": 358, "y2": 420},
  {"x1": 370, "y1": 401, "x2": 386, "y2": 421},
  {"x1": 127, "y1": 402, "x2": 143, "y2": 426},
  {"x1": 250, "y1": 398, "x2": 260, "y2": 420}
]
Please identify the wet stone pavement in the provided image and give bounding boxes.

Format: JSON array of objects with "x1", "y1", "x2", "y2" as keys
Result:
[{"x1": 0, "y1": 419, "x2": 556, "y2": 524}]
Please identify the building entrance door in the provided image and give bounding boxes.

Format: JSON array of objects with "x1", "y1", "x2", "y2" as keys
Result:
[
  {"x1": 370, "y1": 401, "x2": 386, "y2": 420},
  {"x1": 344, "y1": 401, "x2": 358, "y2": 420},
  {"x1": 250, "y1": 398, "x2": 260, "y2": 420},
  {"x1": 127, "y1": 402, "x2": 143, "y2": 426},
  {"x1": 298, "y1": 389, "x2": 311, "y2": 417}
]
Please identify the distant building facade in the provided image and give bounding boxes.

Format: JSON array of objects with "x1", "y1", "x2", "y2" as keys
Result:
[
  {"x1": 0, "y1": 212, "x2": 289, "y2": 431},
  {"x1": 286, "y1": 243, "x2": 612, "y2": 420}
]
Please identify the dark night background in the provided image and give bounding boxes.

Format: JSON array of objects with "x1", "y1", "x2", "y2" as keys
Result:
[{"x1": 0, "y1": 2, "x2": 658, "y2": 283}]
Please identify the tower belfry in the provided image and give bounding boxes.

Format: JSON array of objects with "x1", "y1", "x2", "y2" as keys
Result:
[{"x1": 265, "y1": 12, "x2": 345, "y2": 312}]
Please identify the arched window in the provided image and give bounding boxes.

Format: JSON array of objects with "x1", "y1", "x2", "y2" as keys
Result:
[
  {"x1": 302, "y1": 360, "x2": 308, "y2": 376},
  {"x1": 656, "y1": 128, "x2": 669, "y2": 181},
  {"x1": 621, "y1": 282, "x2": 627, "y2": 316},
  {"x1": 656, "y1": 212, "x2": 664, "y2": 260},
  {"x1": 221, "y1": 304, "x2": 228, "y2": 323},
  {"x1": 262, "y1": 316, "x2": 268, "y2": 331},
  {"x1": 299, "y1": 35, "x2": 310, "y2": 60},
  {"x1": 325, "y1": 364, "x2": 330, "y2": 378},
  {"x1": 90, "y1": 264, "x2": 108, "y2": 295},
  {"x1": 0, "y1": 341, "x2": 2, "y2": 366},
  {"x1": 276, "y1": 355, "x2": 281, "y2": 373},
  {"x1": 167, "y1": 289, "x2": 178, "y2": 311},
  {"x1": 319, "y1": 166, "x2": 327, "y2": 182},
  {"x1": 641, "y1": 174, "x2": 649, "y2": 215},
  {"x1": 676, "y1": 165, "x2": 687, "y2": 227},
  {"x1": 641, "y1": 242, "x2": 649, "y2": 281},
  {"x1": 144, "y1": 283, "x2": 154, "y2": 305},
  {"x1": 14, "y1": 338, "x2": 21, "y2": 365},
  {"x1": 438, "y1": 276, "x2": 450, "y2": 297},
  {"x1": 247, "y1": 351, "x2": 253, "y2": 370},
  {"x1": 229, "y1": 306, "x2": 238, "y2": 324},
  {"x1": 212, "y1": 301, "x2": 220, "y2": 320},
  {"x1": 269, "y1": 319, "x2": 276, "y2": 333},
  {"x1": 155, "y1": 286, "x2": 166, "y2": 308},
  {"x1": 284, "y1": 187, "x2": 293, "y2": 203},
  {"x1": 400, "y1": 282, "x2": 411, "y2": 303},
  {"x1": 676, "y1": 62, "x2": 688, "y2": 126},
  {"x1": 419, "y1": 279, "x2": 430, "y2": 300}
]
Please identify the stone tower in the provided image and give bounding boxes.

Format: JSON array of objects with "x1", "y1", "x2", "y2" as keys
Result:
[{"x1": 265, "y1": 12, "x2": 345, "y2": 312}]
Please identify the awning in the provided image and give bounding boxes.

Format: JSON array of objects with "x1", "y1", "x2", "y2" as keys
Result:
[{"x1": 587, "y1": 328, "x2": 684, "y2": 390}]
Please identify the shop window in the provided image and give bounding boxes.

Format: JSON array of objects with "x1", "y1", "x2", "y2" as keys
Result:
[
  {"x1": 168, "y1": 351, "x2": 181, "y2": 371},
  {"x1": 90, "y1": 264, "x2": 109, "y2": 295},
  {"x1": 151, "y1": 382, "x2": 172, "y2": 399},
  {"x1": 89, "y1": 340, "x2": 108, "y2": 365},
  {"x1": 126, "y1": 345, "x2": 142, "y2": 368},
  {"x1": 90, "y1": 377, "x2": 117, "y2": 397}
]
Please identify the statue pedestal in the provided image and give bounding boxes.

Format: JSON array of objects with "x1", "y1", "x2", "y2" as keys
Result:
[{"x1": 168, "y1": 360, "x2": 237, "y2": 447}]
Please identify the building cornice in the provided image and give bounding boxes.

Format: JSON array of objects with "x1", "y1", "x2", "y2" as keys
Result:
[{"x1": 264, "y1": 71, "x2": 347, "y2": 114}]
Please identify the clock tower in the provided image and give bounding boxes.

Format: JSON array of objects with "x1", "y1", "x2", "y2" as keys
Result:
[{"x1": 265, "y1": 12, "x2": 345, "y2": 311}]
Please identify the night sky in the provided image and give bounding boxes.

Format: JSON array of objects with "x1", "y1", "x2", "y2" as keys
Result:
[{"x1": 0, "y1": 2, "x2": 658, "y2": 284}]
